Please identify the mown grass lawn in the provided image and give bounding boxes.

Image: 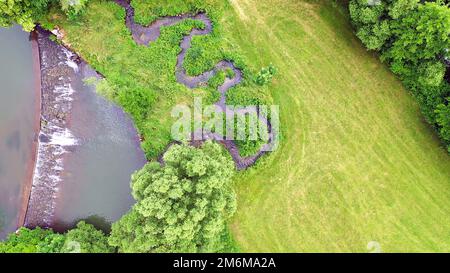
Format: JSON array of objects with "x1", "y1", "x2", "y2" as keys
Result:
[{"x1": 224, "y1": 0, "x2": 450, "y2": 252}]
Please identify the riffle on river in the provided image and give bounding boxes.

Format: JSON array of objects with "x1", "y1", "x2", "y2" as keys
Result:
[{"x1": 0, "y1": 26, "x2": 146, "y2": 238}]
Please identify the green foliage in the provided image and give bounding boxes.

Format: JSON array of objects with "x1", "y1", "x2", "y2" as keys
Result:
[
  {"x1": 62, "y1": 221, "x2": 114, "y2": 253},
  {"x1": 0, "y1": 0, "x2": 51, "y2": 31},
  {"x1": 349, "y1": 0, "x2": 419, "y2": 50},
  {"x1": 84, "y1": 77, "x2": 118, "y2": 102},
  {"x1": 208, "y1": 70, "x2": 226, "y2": 89},
  {"x1": 417, "y1": 61, "x2": 446, "y2": 87},
  {"x1": 226, "y1": 84, "x2": 273, "y2": 107},
  {"x1": 59, "y1": 0, "x2": 89, "y2": 21},
  {"x1": 225, "y1": 67, "x2": 235, "y2": 79},
  {"x1": 0, "y1": 227, "x2": 63, "y2": 253},
  {"x1": 216, "y1": 226, "x2": 240, "y2": 253},
  {"x1": 349, "y1": 0, "x2": 389, "y2": 50},
  {"x1": 0, "y1": 0, "x2": 90, "y2": 31},
  {"x1": 235, "y1": 139, "x2": 264, "y2": 157},
  {"x1": 131, "y1": 0, "x2": 214, "y2": 26},
  {"x1": 0, "y1": 222, "x2": 112, "y2": 253},
  {"x1": 36, "y1": 233, "x2": 66, "y2": 253},
  {"x1": 384, "y1": 2, "x2": 450, "y2": 66},
  {"x1": 131, "y1": 0, "x2": 229, "y2": 77},
  {"x1": 255, "y1": 64, "x2": 277, "y2": 86},
  {"x1": 233, "y1": 114, "x2": 269, "y2": 157},
  {"x1": 109, "y1": 141, "x2": 237, "y2": 253},
  {"x1": 436, "y1": 98, "x2": 450, "y2": 150}
]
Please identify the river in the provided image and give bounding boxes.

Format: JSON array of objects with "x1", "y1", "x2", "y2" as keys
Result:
[
  {"x1": 0, "y1": 26, "x2": 146, "y2": 239},
  {"x1": 0, "y1": 26, "x2": 36, "y2": 239},
  {"x1": 52, "y1": 63, "x2": 147, "y2": 232}
]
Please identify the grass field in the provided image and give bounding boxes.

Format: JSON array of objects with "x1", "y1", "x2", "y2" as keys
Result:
[
  {"x1": 47, "y1": 0, "x2": 450, "y2": 252},
  {"x1": 223, "y1": 0, "x2": 450, "y2": 252}
]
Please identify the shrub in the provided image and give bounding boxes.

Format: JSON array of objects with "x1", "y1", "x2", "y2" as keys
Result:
[
  {"x1": 60, "y1": 0, "x2": 90, "y2": 21},
  {"x1": 255, "y1": 64, "x2": 277, "y2": 86}
]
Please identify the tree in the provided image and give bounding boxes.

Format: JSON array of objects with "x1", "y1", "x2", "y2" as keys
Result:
[
  {"x1": 0, "y1": 227, "x2": 64, "y2": 253},
  {"x1": 109, "y1": 141, "x2": 237, "y2": 253},
  {"x1": 349, "y1": 0, "x2": 390, "y2": 50},
  {"x1": 59, "y1": 0, "x2": 89, "y2": 21},
  {"x1": 0, "y1": 0, "x2": 90, "y2": 31},
  {"x1": 0, "y1": 0, "x2": 51, "y2": 31},
  {"x1": 436, "y1": 99, "x2": 450, "y2": 151},
  {"x1": 384, "y1": 2, "x2": 450, "y2": 66},
  {"x1": 349, "y1": 0, "x2": 420, "y2": 50},
  {"x1": 417, "y1": 61, "x2": 446, "y2": 87},
  {"x1": 36, "y1": 233, "x2": 66, "y2": 253},
  {"x1": 0, "y1": 222, "x2": 112, "y2": 253},
  {"x1": 62, "y1": 221, "x2": 114, "y2": 253}
]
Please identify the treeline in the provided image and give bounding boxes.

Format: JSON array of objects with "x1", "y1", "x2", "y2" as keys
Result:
[
  {"x1": 0, "y1": 222, "x2": 113, "y2": 253},
  {"x1": 0, "y1": 0, "x2": 89, "y2": 31},
  {"x1": 0, "y1": 142, "x2": 239, "y2": 253},
  {"x1": 349, "y1": 0, "x2": 450, "y2": 152}
]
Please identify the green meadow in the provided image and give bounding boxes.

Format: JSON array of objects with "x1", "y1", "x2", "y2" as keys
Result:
[{"x1": 226, "y1": 0, "x2": 450, "y2": 252}]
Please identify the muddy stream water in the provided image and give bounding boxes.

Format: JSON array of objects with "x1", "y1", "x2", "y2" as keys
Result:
[
  {"x1": 0, "y1": 26, "x2": 146, "y2": 238},
  {"x1": 0, "y1": 26, "x2": 36, "y2": 239}
]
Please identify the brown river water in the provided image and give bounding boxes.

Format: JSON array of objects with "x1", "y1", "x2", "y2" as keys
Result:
[
  {"x1": 0, "y1": 26, "x2": 36, "y2": 239},
  {"x1": 0, "y1": 26, "x2": 146, "y2": 238}
]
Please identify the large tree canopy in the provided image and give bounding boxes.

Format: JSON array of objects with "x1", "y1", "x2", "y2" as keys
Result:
[
  {"x1": 349, "y1": 0, "x2": 419, "y2": 50},
  {"x1": 0, "y1": 0, "x2": 89, "y2": 31},
  {"x1": 64, "y1": 221, "x2": 114, "y2": 253},
  {"x1": 109, "y1": 141, "x2": 237, "y2": 253},
  {"x1": 384, "y1": 2, "x2": 450, "y2": 69},
  {"x1": 0, "y1": 0, "x2": 51, "y2": 31}
]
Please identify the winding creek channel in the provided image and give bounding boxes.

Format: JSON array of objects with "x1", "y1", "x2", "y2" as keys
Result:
[{"x1": 117, "y1": 0, "x2": 276, "y2": 170}]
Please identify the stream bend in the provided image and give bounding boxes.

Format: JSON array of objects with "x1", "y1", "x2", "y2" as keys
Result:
[{"x1": 116, "y1": 0, "x2": 276, "y2": 170}]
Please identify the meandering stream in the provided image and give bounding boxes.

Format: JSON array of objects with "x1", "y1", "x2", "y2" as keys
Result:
[{"x1": 116, "y1": 0, "x2": 276, "y2": 169}]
